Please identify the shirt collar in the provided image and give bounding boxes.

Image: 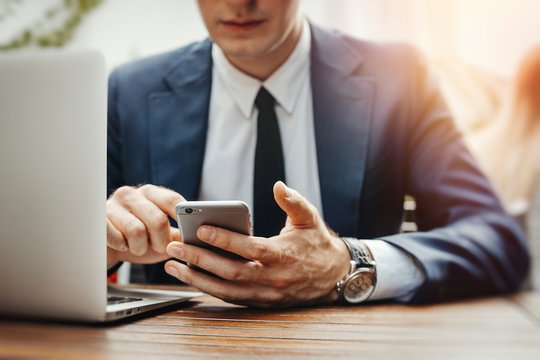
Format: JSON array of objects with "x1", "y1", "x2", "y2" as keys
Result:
[{"x1": 212, "y1": 19, "x2": 311, "y2": 119}]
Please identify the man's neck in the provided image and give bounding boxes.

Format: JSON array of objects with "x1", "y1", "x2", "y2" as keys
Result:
[{"x1": 225, "y1": 20, "x2": 303, "y2": 81}]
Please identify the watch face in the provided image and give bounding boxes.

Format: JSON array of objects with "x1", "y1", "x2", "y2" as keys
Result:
[{"x1": 344, "y1": 270, "x2": 375, "y2": 303}]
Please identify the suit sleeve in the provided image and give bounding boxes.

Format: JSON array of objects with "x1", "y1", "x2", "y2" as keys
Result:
[
  {"x1": 378, "y1": 49, "x2": 530, "y2": 303},
  {"x1": 107, "y1": 69, "x2": 124, "y2": 197}
]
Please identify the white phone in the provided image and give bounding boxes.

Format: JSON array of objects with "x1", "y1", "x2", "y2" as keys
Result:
[{"x1": 175, "y1": 200, "x2": 252, "y2": 259}]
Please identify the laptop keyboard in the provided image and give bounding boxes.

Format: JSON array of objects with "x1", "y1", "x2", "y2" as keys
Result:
[{"x1": 107, "y1": 295, "x2": 144, "y2": 305}]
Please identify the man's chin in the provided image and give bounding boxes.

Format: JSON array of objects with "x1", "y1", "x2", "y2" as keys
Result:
[{"x1": 217, "y1": 39, "x2": 272, "y2": 60}]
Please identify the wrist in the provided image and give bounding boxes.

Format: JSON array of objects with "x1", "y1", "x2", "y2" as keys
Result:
[
  {"x1": 327, "y1": 235, "x2": 352, "y2": 303},
  {"x1": 107, "y1": 246, "x2": 119, "y2": 267}
]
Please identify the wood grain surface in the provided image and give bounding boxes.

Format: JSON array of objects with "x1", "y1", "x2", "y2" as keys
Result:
[{"x1": 1, "y1": 288, "x2": 539, "y2": 359}]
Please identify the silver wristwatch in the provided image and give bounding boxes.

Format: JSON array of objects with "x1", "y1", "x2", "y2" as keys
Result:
[{"x1": 336, "y1": 237, "x2": 377, "y2": 304}]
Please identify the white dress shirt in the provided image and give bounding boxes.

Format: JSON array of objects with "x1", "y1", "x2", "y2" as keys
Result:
[{"x1": 198, "y1": 21, "x2": 424, "y2": 301}]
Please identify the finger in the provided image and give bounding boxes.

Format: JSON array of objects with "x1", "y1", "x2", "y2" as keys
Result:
[
  {"x1": 166, "y1": 241, "x2": 264, "y2": 283},
  {"x1": 114, "y1": 246, "x2": 171, "y2": 265},
  {"x1": 197, "y1": 226, "x2": 278, "y2": 262},
  {"x1": 273, "y1": 181, "x2": 318, "y2": 228},
  {"x1": 123, "y1": 195, "x2": 171, "y2": 253},
  {"x1": 164, "y1": 260, "x2": 283, "y2": 305},
  {"x1": 170, "y1": 226, "x2": 181, "y2": 243},
  {"x1": 107, "y1": 204, "x2": 148, "y2": 256},
  {"x1": 106, "y1": 218, "x2": 128, "y2": 252},
  {"x1": 139, "y1": 184, "x2": 185, "y2": 219}
]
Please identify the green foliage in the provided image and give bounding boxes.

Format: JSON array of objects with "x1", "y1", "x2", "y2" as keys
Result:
[{"x1": 0, "y1": 0, "x2": 103, "y2": 50}]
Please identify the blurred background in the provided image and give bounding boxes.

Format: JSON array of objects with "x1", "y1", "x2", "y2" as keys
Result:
[
  {"x1": 2, "y1": 0, "x2": 540, "y2": 131},
  {"x1": 2, "y1": 0, "x2": 539, "y2": 287}
]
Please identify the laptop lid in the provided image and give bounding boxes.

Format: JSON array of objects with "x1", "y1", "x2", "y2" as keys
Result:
[{"x1": 0, "y1": 50, "x2": 108, "y2": 321}]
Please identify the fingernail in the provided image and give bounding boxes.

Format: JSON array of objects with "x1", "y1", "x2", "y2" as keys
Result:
[
  {"x1": 282, "y1": 182, "x2": 293, "y2": 197},
  {"x1": 169, "y1": 246, "x2": 184, "y2": 259},
  {"x1": 165, "y1": 265, "x2": 178, "y2": 278},
  {"x1": 198, "y1": 227, "x2": 215, "y2": 241}
]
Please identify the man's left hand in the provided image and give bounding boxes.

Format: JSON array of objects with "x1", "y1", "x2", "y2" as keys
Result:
[{"x1": 164, "y1": 181, "x2": 351, "y2": 307}]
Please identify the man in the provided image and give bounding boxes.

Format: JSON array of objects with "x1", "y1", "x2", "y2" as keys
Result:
[{"x1": 106, "y1": 0, "x2": 529, "y2": 307}]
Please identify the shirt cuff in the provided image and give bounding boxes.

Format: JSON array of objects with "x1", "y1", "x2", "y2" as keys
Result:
[
  {"x1": 107, "y1": 262, "x2": 123, "y2": 277},
  {"x1": 363, "y1": 239, "x2": 425, "y2": 302}
]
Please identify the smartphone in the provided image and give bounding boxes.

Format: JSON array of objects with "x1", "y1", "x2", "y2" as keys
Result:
[{"x1": 175, "y1": 200, "x2": 252, "y2": 260}]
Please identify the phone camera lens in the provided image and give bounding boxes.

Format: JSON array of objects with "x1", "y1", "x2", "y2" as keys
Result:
[{"x1": 185, "y1": 208, "x2": 193, "y2": 214}]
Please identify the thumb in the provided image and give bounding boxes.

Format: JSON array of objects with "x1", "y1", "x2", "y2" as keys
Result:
[{"x1": 274, "y1": 181, "x2": 318, "y2": 228}]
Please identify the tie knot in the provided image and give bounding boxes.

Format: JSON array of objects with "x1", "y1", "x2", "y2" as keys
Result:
[{"x1": 254, "y1": 87, "x2": 275, "y2": 111}]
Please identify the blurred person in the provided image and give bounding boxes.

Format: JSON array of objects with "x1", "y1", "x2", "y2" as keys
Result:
[
  {"x1": 470, "y1": 45, "x2": 540, "y2": 215},
  {"x1": 469, "y1": 45, "x2": 540, "y2": 289},
  {"x1": 105, "y1": 0, "x2": 529, "y2": 307}
]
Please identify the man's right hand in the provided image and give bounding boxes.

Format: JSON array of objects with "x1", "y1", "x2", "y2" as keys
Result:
[{"x1": 106, "y1": 184, "x2": 185, "y2": 266}]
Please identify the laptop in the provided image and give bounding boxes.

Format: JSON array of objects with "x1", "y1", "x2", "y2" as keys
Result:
[{"x1": 0, "y1": 50, "x2": 202, "y2": 322}]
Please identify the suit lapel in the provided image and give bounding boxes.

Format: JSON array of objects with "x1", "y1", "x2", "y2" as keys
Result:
[
  {"x1": 310, "y1": 25, "x2": 374, "y2": 236},
  {"x1": 148, "y1": 39, "x2": 213, "y2": 201}
]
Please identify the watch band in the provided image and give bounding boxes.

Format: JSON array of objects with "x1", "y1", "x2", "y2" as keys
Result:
[{"x1": 340, "y1": 237, "x2": 375, "y2": 270}]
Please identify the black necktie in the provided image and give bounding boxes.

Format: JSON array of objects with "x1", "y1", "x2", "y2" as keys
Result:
[{"x1": 253, "y1": 87, "x2": 286, "y2": 237}]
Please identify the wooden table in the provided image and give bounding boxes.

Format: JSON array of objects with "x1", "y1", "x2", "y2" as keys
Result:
[{"x1": 1, "y1": 289, "x2": 539, "y2": 359}]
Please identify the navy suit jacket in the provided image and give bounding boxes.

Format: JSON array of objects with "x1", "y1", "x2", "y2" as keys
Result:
[{"x1": 107, "y1": 24, "x2": 529, "y2": 303}]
